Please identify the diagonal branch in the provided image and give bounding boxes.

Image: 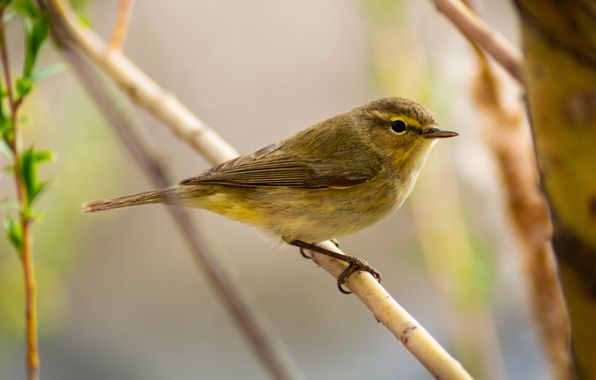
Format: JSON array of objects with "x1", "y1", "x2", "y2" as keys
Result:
[
  {"x1": 48, "y1": 0, "x2": 238, "y2": 164},
  {"x1": 431, "y1": 0, "x2": 525, "y2": 85},
  {"x1": 46, "y1": 0, "x2": 473, "y2": 378}
]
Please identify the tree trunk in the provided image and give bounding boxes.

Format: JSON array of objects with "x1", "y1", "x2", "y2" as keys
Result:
[{"x1": 513, "y1": 1, "x2": 596, "y2": 378}]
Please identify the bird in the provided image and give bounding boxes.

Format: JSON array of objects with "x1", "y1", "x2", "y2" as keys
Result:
[{"x1": 83, "y1": 97, "x2": 457, "y2": 293}]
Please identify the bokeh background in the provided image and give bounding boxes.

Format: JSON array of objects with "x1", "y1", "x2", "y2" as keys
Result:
[{"x1": 0, "y1": 1, "x2": 548, "y2": 379}]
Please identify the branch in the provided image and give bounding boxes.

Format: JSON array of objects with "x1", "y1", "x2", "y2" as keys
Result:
[
  {"x1": 312, "y1": 242, "x2": 473, "y2": 380},
  {"x1": 47, "y1": 1, "x2": 473, "y2": 378},
  {"x1": 109, "y1": 0, "x2": 134, "y2": 51},
  {"x1": 431, "y1": 0, "x2": 525, "y2": 85},
  {"x1": 0, "y1": 8, "x2": 39, "y2": 380},
  {"x1": 48, "y1": 0, "x2": 238, "y2": 164}
]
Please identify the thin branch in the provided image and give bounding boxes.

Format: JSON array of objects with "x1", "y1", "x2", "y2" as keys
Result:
[
  {"x1": 0, "y1": 7, "x2": 39, "y2": 380},
  {"x1": 312, "y1": 242, "x2": 473, "y2": 380},
  {"x1": 46, "y1": 1, "x2": 474, "y2": 378},
  {"x1": 431, "y1": 0, "x2": 525, "y2": 85},
  {"x1": 109, "y1": 0, "x2": 134, "y2": 52}
]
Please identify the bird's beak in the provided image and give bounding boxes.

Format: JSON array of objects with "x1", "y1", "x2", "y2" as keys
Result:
[{"x1": 423, "y1": 127, "x2": 459, "y2": 139}]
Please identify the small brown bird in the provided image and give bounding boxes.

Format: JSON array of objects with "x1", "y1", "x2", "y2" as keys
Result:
[{"x1": 83, "y1": 98, "x2": 457, "y2": 293}]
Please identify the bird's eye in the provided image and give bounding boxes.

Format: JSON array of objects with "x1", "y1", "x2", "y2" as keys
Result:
[{"x1": 390, "y1": 119, "x2": 407, "y2": 134}]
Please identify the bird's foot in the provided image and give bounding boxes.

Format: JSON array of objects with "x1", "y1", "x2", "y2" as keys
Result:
[
  {"x1": 299, "y1": 239, "x2": 339, "y2": 259},
  {"x1": 336, "y1": 256, "x2": 381, "y2": 294},
  {"x1": 288, "y1": 240, "x2": 381, "y2": 294}
]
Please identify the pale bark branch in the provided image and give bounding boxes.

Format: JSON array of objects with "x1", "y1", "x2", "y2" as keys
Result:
[
  {"x1": 431, "y1": 0, "x2": 525, "y2": 85},
  {"x1": 49, "y1": 0, "x2": 238, "y2": 164},
  {"x1": 47, "y1": 1, "x2": 473, "y2": 378},
  {"x1": 313, "y1": 241, "x2": 473, "y2": 380}
]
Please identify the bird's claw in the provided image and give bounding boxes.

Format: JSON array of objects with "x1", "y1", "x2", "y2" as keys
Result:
[
  {"x1": 299, "y1": 247, "x2": 312, "y2": 259},
  {"x1": 336, "y1": 257, "x2": 382, "y2": 294}
]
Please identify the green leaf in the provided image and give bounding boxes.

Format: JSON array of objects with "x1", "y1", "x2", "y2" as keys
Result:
[
  {"x1": 23, "y1": 15, "x2": 49, "y2": 78},
  {"x1": 33, "y1": 149, "x2": 53, "y2": 163},
  {"x1": 16, "y1": 76, "x2": 33, "y2": 98},
  {"x1": 77, "y1": 14, "x2": 91, "y2": 28},
  {"x1": 3, "y1": 214, "x2": 22, "y2": 252},
  {"x1": 31, "y1": 179, "x2": 49, "y2": 201},
  {"x1": 9, "y1": 0, "x2": 37, "y2": 18},
  {"x1": 0, "y1": 119, "x2": 13, "y2": 141},
  {"x1": 17, "y1": 146, "x2": 52, "y2": 205},
  {"x1": 31, "y1": 63, "x2": 66, "y2": 82},
  {"x1": 18, "y1": 146, "x2": 35, "y2": 206}
]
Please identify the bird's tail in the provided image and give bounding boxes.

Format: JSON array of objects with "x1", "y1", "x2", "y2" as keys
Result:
[
  {"x1": 82, "y1": 186, "x2": 210, "y2": 213},
  {"x1": 82, "y1": 189, "x2": 167, "y2": 212}
]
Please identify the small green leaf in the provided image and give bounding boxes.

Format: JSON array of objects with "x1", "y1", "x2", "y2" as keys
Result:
[
  {"x1": 17, "y1": 146, "x2": 52, "y2": 205},
  {"x1": 9, "y1": 0, "x2": 37, "y2": 18},
  {"x1": 0, "y1": 118, "x2": 11, "y2": 135},
  {"x1": 31, "y1": 179, "x2": 50, "y2": 201},
  {"x1": 3, "y1": 214, "x2": 23, "y2": 252},
  {"x1": 31, "y1": 63, "x2": 66, "y2": 82},
  {"x1": 77, "y1": 14, "x2": 91, "y2": 28},
  {"x1": 23, "y1": 15, "x2": 49, "y2": 78},
  {"x1": 18, "y1": 146, "x2": 35, "y2": 206},
  {"x1": 16, "y1": 76, "x2": 33, "y2": 98},
  {"x1": 33, "y1": 149, "x2": 53, "y2": 163}
]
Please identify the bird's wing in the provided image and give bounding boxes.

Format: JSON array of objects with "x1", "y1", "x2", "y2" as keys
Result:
[{"x1": 179, "y1": 143, "x2": 380, "y2": 189}]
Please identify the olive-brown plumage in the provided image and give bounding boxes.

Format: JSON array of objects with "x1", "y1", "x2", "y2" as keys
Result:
[{"x1": 83, "y1": 97, "x2": 457, "y2": 291}]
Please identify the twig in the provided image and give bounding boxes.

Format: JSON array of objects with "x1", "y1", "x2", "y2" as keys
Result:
[
  {"x1": 0, "y1": 8, "x2": 39, "y2": 380},
  {"x1": 109, "y1": 0, "x2": 133, "y2": 51},
  {"x1": 58, "y1": 41, "x2": 303, "y2": 380},
  {"x1": 312, "y1": 242, "x2": 473, "y2": 380},
  {"x1": 431, "y1": 0, "x2": 525, "y2": 85},
  {"x1": 48, "y1": 0, "x2": 237, "y2": 164},
  {"x1": 46, "y1": 1, "x2": 474, "y2": 378}
]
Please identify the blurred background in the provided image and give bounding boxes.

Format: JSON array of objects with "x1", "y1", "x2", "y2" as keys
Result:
[{"x1": 0, "y1": 0, "x2": 548, "y2": 379}]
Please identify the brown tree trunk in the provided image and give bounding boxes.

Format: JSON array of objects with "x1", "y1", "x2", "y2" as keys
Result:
[{"x1": 513, "y1": 1, "x2": 596, "y2": 378}]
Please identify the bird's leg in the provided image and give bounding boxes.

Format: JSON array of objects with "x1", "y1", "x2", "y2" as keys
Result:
[
  {"x1": 288, "y1": 240, "x2": 381, "y2": 294},
  {"x1": 299, "y1": 239, "x2": 339, "y2": 259}
]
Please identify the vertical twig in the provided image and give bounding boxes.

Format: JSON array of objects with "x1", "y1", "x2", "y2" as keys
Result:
[
  {"x1": 0, "y1": 7, "x2": 39, "y2": 380},
  {"x1": 109, "y1": 0, "x2": 133, "y2": 51}
]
